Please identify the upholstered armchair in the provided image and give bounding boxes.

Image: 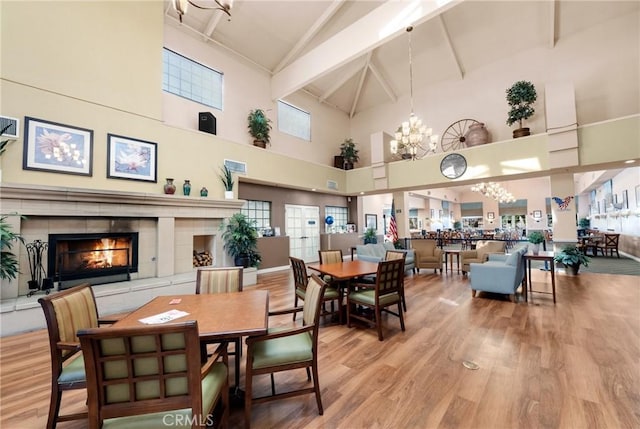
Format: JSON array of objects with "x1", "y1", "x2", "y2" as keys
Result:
[
  {"x1": 411, "y1": 239, "x2": 443, "y2": 274},
  {"x1": 469, "y1": 246, "x2": 528, "y2": 302},
  {"x1": 460, "y1": 240, "x2": 506, "y2": 275}
]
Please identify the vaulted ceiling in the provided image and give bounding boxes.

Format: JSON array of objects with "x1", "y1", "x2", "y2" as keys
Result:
[{"x1": 164, "y1": 0, "x2": 638, "y2": 118}]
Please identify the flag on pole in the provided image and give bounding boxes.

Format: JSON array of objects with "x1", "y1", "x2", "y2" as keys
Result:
[{"x1": 388, "y1": 199, "x2": 398, "y2": 243}]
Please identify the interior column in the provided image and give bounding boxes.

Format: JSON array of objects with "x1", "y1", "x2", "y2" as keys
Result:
[{"x1": 549, "y1": 173, "x2": 578, "y2": 249}]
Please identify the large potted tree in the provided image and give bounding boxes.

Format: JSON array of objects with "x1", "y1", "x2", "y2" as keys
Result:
[
  {"x1": 220, "y1": 213, "x2": 262, "y2": 268},
  {"x1": 506, "y1": 80, "x2": 537, "y2": 138},
  {"x1": 247, "y1": 109, "x2": 272, "y2": 148},
  {"x1": 339, "y1": 138, "x2": 359, "y2": 170}
]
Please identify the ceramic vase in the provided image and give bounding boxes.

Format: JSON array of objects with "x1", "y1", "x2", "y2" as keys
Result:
[
  {"x1": 465, "y1": 123, "x2": 489, "y2": 147},
  {"x1": 183, "y1": 180, "x2": 191, "y2": 196},
  {"x1": 200, "y1": 187, "x2": 208, "y2": 197},
  {"x1": 164, "y1": 178, "x2": 176, "y2": 194}
]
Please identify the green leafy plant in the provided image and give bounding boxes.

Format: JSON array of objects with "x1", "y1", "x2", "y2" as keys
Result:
[
  {"x1": 219, "y1": 165, "x2": 234, "y2": 191},
  {"x1": 339, "y1": 138, "x2": 359, "y2": 167},
  {"x1": 506, "y1": 80, "x2": 537, "y2": 128},
  {"x1": 247, "y1": 109, "x2": 272, "y2": 147},
  {"x1": 0, "y1": 124, "x2": 16, "y2": 157},
  {"x1": 578, "y1": 217, "x2": 590, "y2": 229},
  {"x1": 220, "y1": 213, "x2": 261, "y2": 268},
  {"x1": 1, "y1": 215, "x2": 25, "y2": 281},
  {"x1": 453, "y1": 221, "x2": 462, "y2": 230},
  {"x1": 527, "y1": 230, "x2": 545, "y2": 244},
  {"x1": 363, "y1": 227, "x2": 377, "y2": 244},
  {"x1": 554, "y1": 244, "x2": 590, "y2": 268}
]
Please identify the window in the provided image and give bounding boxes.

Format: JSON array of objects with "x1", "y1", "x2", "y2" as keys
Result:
[
  {"x1": 241, "y1": 200, "x2": 271, "y2": 229},
  {"x1": 162, "y1": 48, "x2": 223, "y2": 110},
  {"x1": 325, "y1": 206, "x2": 348, "y2": 233},
  {"x1": 277, "y1": 100, "x2": 310, "y2": 141}
]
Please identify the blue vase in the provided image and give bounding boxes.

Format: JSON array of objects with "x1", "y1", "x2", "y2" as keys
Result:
[{"x1": 183, "y1": 180, "x2": 191, "y2": 196}]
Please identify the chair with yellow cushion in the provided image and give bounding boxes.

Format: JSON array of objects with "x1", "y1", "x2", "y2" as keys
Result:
[
  {"x1": 38, "y1": 283, "x2": 119, "y2": 429},
  {"x1": 78, "y1": 321, "x2": 228, "y2": 429},
  {"x1": 244, "y1": 274, "x2": 328, "y2": 429},
  {"x1": 195, "y1": 267, "x2": 243, "y2": 388},
  {"x1": 411, "y1": 239, "x2": 443, "y2": 274}
]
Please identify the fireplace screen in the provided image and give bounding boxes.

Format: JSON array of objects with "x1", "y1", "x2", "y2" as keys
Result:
[{"x1": 48, "y1": 233, "x2": 138, "y2": 287}]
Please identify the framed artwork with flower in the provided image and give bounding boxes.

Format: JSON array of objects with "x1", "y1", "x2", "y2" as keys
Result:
[
  {"x1": 107, "y1": 134, "x2": 157, "y2": 182},
  {"x1": 23, "y1": 117, "x2": 93, "y2": 176}
]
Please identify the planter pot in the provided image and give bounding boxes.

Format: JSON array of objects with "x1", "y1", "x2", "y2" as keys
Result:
[
  {"x1": 234, "y1": 255, "x2": 250, "y2": 268},
  {"x1": 224, "y1": 191, "x2": 234, "y2": 199},
  {"x1": 566, "y1": 264, "x2": 580, "y2": 275},
  {"x1": 253, "y1": 140, "x2": 267, "y2": 148},
  {"x1": 334, "y1": 156, "x2": 345, "y2": 169},
  {"x1": 513, "y1": 127, "x2": 530, "y2": 138},
  {"x1": 529, "y1": 243, "x2": 540, "y2": 255},
  {"x1": 364, "y1": 237, "x2": 377, "y2": 244},
  {"x1": 344, "y1": 162, "x2": 354, "y2": 170},
  {"x1": 465, "y1": 122, "x2": 489, "y2": 147}
]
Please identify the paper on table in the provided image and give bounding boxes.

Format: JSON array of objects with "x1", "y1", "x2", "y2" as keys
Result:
[{"x1": 139, "y1": 309, "x2": 190, "y2": 325}]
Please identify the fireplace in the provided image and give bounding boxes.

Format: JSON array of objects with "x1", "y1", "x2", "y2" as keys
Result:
[{"x1": 48, "y1": 233, "x2": 139, "y2": 289}]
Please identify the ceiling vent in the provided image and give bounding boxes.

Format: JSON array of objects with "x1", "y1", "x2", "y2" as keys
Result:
[
  {"x1": 0, "y1": 116, "x2": 19, "y2": 139},
  {"x1": 327, "y1": 180, "x2": 338, "y2": 191},
  {"x1": 224, "y1": 159, "x2": 247, "y2": 175}
]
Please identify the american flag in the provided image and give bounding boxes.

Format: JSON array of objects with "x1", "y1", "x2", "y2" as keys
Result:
[{"x1": 388, "y1": 199, "x2": 398, "y2": 243}]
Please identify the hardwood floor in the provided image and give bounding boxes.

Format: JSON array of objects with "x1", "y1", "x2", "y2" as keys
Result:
[{"x1": 1, "y1": 268, "x2": 639, "y2": 428}]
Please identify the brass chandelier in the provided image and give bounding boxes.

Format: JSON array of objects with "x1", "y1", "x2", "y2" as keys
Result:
[{"x1": 172, "y1": 0, "x2": 232, "y2": 23}]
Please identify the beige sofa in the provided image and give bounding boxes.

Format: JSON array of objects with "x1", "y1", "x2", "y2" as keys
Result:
[{"x1": 460, "y1": 240, "x2": 506, "y2": 275}]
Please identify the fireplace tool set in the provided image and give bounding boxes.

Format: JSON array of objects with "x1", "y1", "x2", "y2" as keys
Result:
[{"x1": 25, "y1": 240, "x2": 53, "y2": 296}]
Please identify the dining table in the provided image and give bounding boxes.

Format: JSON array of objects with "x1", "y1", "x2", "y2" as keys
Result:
[
  {"x1": 113, "y1": 290, "x2": 269, "y2": 394},
  {"x1": 306, "y1": 259, "x2": 380, "y2": 281}
]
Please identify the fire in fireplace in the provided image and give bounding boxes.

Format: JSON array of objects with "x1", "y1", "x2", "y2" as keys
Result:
[{"x1": 47, "y1": 233, "x2": 139, "y2": 288}]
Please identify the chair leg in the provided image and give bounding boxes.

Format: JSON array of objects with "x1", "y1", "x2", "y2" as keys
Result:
[
  {"x1": 293, "y1": 295, "x2": 299, "y2": 321},
  {"x1": 471, "y1": 290, "x2": 477, "y2": 298},
  {"x1": 376, "y1": 306, "x2": 383, "y2": 341},
  {"x1": 311, "y1": 362, "x2": 324, "y2": 415},
  {"x1": 270, "y1": 373, "x2": 276, "y2": 395},
  {"x1": 398, "y1": 302, "x2": 405, "y2": 332},
  {"x1": 46, "y1": 386, "x2": 62, "y2": 429},
  {"x1": 306, "y1": 367, "x2": 311, "y2": 381},
  {"x1": 244, "y1": 364, "x2": 253, "y2": 429}
]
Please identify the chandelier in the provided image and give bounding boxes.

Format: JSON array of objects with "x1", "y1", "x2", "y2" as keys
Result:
[
  {"x1": 471, "y1": 182, "x2": 516, "y2": 203},
  {"x1": 390, "y1": 26, "x2": 438, "y2": 161},
  {"x1": 172, "y1": 0, "x2": 232, "y2": 23}
]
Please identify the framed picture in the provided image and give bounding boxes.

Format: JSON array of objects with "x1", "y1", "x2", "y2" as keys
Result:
[
  {"x1": 487, "y1": 212, "x2": 495, "y2": 220},
  {"x1": 346, "y1": 223, "x2": 356, "y2": 233},
  {"x1": 107, "y1": 134, "x2": 158, "y2": 182},
  {"x1": 532, "y1": 210, "x2": 542, "y2": 219},
  {"x1": 23, "y1": 117, "x2": 93, "y2": 176},
  {"x1": 365, "y1": 214, "x2": 377, "y2": 230}
]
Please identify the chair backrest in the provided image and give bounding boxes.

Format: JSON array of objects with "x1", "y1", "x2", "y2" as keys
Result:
[
  {"x1": 78, "y1": 321, "x2": 204, "y2": 427},
  {"x1": 39, "y1": 283, "x2": 99, "y2": 363},
  {"x1": 604, "y1": 233, "x2": 620, "y2": 247},
  {"x1": 318, "y1": 250, "x2": 343, "y2": 264},
  {"x1": 195, "y1": 266, "x2": 243, "y2": 294},
  {"x1": 375, "y1": 259, "x2": 404, "y2": 298},
  {"x1": 411, "y1": 239, "x2": 437, "y2": 255},
  {"x1": 289, "y1": 256, "x2": 309, "y2": 291},
  {"x1": 302, "y1": 274, "x2": 328, "y2": 328},
  {"x1": 384, "y1": 250, "x2": 406, "y2": 262}
]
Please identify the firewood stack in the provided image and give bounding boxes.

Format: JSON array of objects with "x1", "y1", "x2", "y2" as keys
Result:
[{"x1": 193, "y1": 250, "x2": 213, "y2": 267}]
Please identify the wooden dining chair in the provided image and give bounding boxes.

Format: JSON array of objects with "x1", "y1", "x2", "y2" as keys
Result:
[
  {"x1": 244, "y1": 274, "x2": 327, "y2": 429},
  {"x1": 195, "y1": 266, "x2": 243, "y2": 387},
  {"x1": 318, "y1": 249, "x2": 343, "y2": 264},
  {"x1": 384, "y1": 250, "x2": 408, "y2": 312},
  {"x1": 347, "y1": 258, "x2": 406, "y2": 341},
  {"x1": 290, "y1": 256, "x2": 342, "y2": 323},
  {"x1": 597, "y1": 233, "x2": 620, "y2": 258},
  {"x1": 78, "y1": 321, "x2": 229, "y2": 429},
  {"x1": 38, "y1": 283, "x2": 121, "y2": 429}
]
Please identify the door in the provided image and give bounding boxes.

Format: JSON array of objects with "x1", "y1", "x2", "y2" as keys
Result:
[{"x1": 286, "y1": 205, "x2": 320, "y2": 263}]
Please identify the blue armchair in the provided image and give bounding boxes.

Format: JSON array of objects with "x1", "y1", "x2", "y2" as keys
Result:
[{"x1": 469, "y1": 246, "x2": 527, "y2": 302}]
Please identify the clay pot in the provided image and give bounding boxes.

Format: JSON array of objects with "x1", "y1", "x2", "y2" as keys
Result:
[
  {"x1": 513, "y1": 128, "x2": 530, "y2": 138},
  {"x1": 465, "y1": 123, "x2": 489, "y2": 147}
]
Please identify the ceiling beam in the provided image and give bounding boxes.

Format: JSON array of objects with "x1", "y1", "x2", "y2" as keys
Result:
[
  {"x1": 273, "y1": 0, "x2": 346, "y2": 73},
  {"x1": 368, "y1": 60, "x2": 397, "y2": 103},
  {"x1": 350, "y1": 52, "x2": 372, "y2": 118},
  {"x1": 436, "y1": 15, "x2": 463, "y2": 80},
  {"x1": 202, "y1": 12, "x2": 223, "y2": 40},
  {"x1": 549, "y1": 0, "x2": 558, "y2": 48},
  {"x1": 271, "y1": 0, "x2": 462, "y2": 101},
  {"x1": 319, "y1": 59, "x2": 365, "y2": 103}
]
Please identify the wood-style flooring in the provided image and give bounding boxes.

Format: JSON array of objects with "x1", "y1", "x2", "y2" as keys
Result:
[{"x1": 1, "y1": 268, "x2": 639, "y2": 429}]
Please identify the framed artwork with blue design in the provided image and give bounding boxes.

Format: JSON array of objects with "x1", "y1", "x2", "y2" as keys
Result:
[
  {"x1": 23, "y1": 117, "x2": 93, "y2": 176},
  {"x1": 107, "y1": 134, "x2": 157, "y2": 182}
]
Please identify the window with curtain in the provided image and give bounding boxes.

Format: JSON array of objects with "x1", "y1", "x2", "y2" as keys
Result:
[
  {"x1": 162, "y1": 48, "x2": 223, "y2": 110},
  {"x1": 277, "y1": 100, "x2": 311, "y2": 141}
]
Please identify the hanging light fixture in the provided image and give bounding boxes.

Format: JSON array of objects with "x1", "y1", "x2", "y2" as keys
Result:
[
  {"x1": 390, "y1": 26, "x2": 438, "y2": 161},
  {"x1": 173, "y1": 0, "x2": 233, "y2": 23},
  {"x1": 470, "y1": 182, "x2": 516, "y2": 203}
]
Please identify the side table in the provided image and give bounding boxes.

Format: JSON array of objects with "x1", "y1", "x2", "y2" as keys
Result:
[
  {"x1": 444, "y1": 249, "x2": 462, "y2": 274},
  {"x1": 523, "y1": 251, "x2": 556, "y2": 303}
]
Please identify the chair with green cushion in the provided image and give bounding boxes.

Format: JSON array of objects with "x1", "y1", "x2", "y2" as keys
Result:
[
  {"x1": 244, "y1": 274, "x2": 328, "y2": 429},
  {"x1": 78, "y1": 321, "x2": 228, "y2": 429},
  {"x1": 346, "y1": 258, "x2": 406, "y2": 341},
  {"x1": 195, "y1": 266, "x2": 243, "y2": 388},
  {"x1": 383, "y1": 250, "x2": 408, "y2": 312},
  {"x1": 38, "y1": 283, "x2": 120, "y2": 429},
  {"x1": 291, "y1": 256, "x2": 341, "y2": 324}
]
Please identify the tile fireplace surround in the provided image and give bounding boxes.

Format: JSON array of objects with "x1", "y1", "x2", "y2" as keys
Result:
[{"x1": 0, "y1": 183, "x2": 245, "y2": 336}]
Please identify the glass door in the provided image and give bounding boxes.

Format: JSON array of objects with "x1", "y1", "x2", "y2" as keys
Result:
[{"x1": 285, "y1": 204, "x2": 320, "y2": 263}]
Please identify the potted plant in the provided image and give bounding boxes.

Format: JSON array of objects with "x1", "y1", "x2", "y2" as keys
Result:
[
  {"x1": 363, "y1": 227, "x2": 377, "y2": 244},
  {"x1": 506, "y1": 80, "x2": 537, "y2": 138},
  {"x1": 220, "y1": 213, "x2": 262, "y2": 268},
  {"x1": 219, "y1": 165, "x2": 234, "y2": 199},
  {"x1": 527, "y1": 230, "x2": 545, "y2": 255},
  {"x1": 453, "y1": 220, "x2": 462, "y2": 230},
  {"x1": 578, "y1": 217, "x2": 590, "y2": 229},
  {"x1": 247, "y1": 108, "x2": 272, "y2": 148},
  {"x1": 1, "y1": 215, "x2": 24, "y2": 282},
  {"x1": 554, "y1": 244, "x2": 590, "y2": 275},
  {"x1": 339, "y1": 138, "x2": 359, "y2": 170}
]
